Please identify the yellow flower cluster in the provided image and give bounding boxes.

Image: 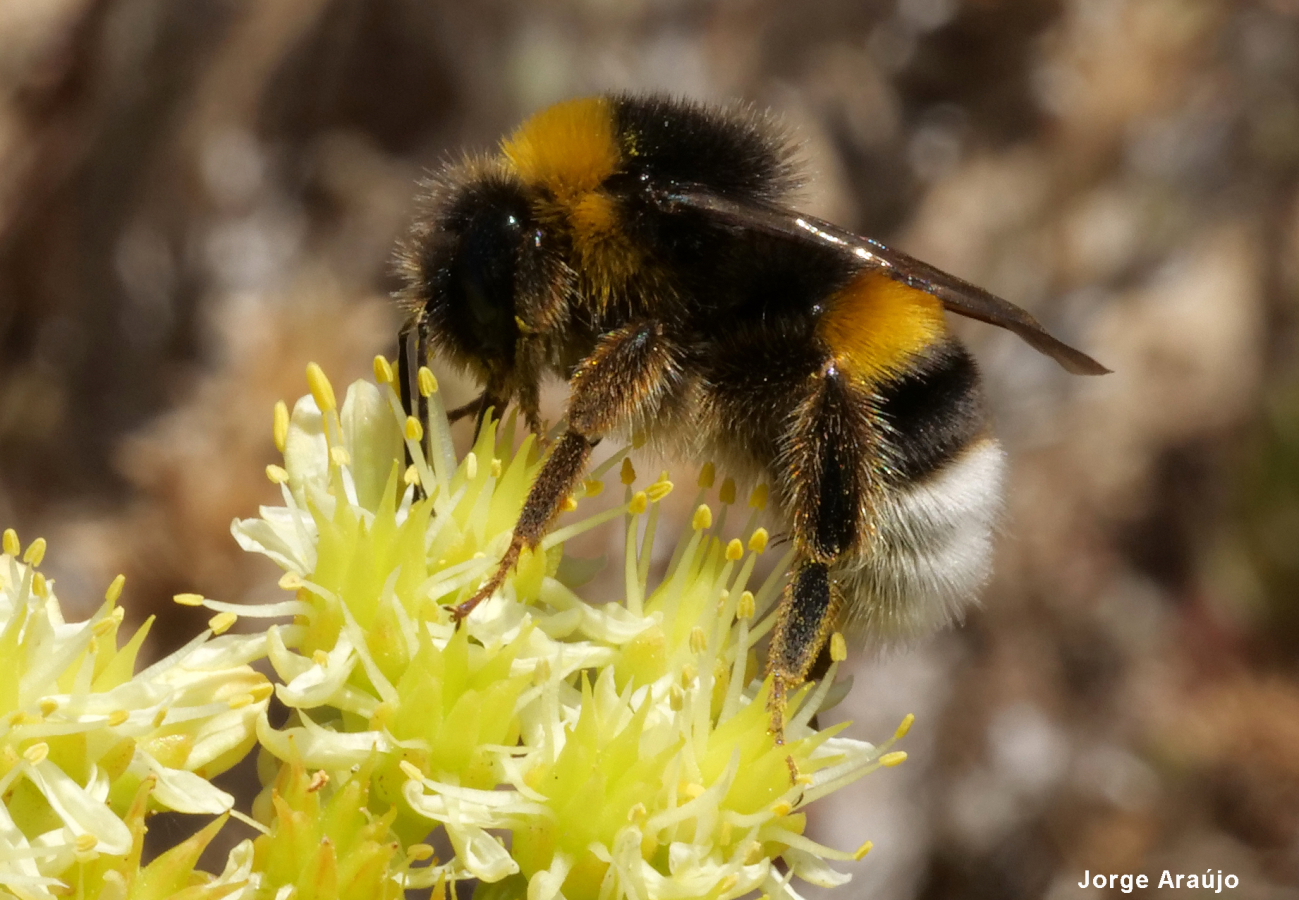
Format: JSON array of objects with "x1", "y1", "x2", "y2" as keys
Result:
[{"x1": 0, "y1": 359, "x2": 908, "y2": 900}]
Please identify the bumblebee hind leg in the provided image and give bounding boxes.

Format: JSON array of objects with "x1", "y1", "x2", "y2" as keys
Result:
[{"x1": 767, "y1": 360, "x2": 880, "y2": 744}]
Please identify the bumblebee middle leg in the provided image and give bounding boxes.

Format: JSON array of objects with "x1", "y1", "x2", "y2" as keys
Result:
[
  {"x1": 767, "y1": 360, "x2": 880, "y2": 741},
  {"x1": 452, "y1": 321, "x2": 683, "y2": 622}
]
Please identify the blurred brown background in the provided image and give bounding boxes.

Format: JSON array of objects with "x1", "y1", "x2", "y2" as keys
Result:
[{"x1": 2, "y1": 0, "x2": 1298, "y2": 897}]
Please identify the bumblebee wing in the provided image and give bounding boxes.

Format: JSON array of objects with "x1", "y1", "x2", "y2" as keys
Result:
[{"x1": 659, "y1": 189, "x2": 1110, "y2": 375}]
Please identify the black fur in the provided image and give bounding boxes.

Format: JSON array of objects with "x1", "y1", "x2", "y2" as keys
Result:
[{"x1": 877, "y1": 340, "x2": 986, "y2": 482}]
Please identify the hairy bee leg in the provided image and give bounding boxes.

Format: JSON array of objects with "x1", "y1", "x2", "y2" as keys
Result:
[
  {"x1": 446, "y1": 395, "x2": 484, "y2": 423},
  {"x1": 451, "y1": 429, "x2": 596, "y2": 621},
  {"x1": 452, "y1": 321, "x2": 683, "y2": 623},
  {"x1": 767, "y1": 561, "x2": 841, "y2": 742},
  {"x1": 766, "y1": 361, "x2": 878, "y2": 747}
]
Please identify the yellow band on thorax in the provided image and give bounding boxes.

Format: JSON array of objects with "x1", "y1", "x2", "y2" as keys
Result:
[
  {"x1": 501, "y1": 97, "x2": 620, "y2": 199},
  {"x1": 817, "y1": 271, "x2": 947, "y2": 384}
]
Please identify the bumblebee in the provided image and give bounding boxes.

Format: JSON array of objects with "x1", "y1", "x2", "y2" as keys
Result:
[{"x1": 396, "y1": 94, "x2": 1107, "y2": 738}]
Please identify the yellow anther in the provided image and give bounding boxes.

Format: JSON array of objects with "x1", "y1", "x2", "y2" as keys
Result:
[
  {"x1": 796, "y1": 772, "x2": 814, "y2": 786},
  {"x1": 273, "y1": 400, "x2": 290, "y2": 453},
  {"x1": 719, "y1": 822, "x2": 733, "y2": 846},
  {"x1": 689, "y1": 626, "x2": 708, "y2": 654},
  {"x1": 681, "y1": 662, "x2": 697, "y2": 685},
  {"x1": 744, "y1": 842, "x2": 764, "y2": 865},
  {"x1": 418, "y1": 366, "x2": 438, "y2": 397},
  {"x1": 830, "y1": 632, "x2": 847, "y2": 662},
  {"x1": 399, "y1": 760, "x2": 423, "y2": 781},
  {"x1": 718, "y1": 875, "x2": 739, "y2": 895},
  {"x1": 228, "y1": 693, "x2": 254, "y2": 710},
  {"x1": 771, "y1": 801, "x2": 793, "y2": 817},
  {"x1": 313, "y1": 649, "x2": 329, "y2": 666},
  {"x1": 464, "y1": 451, "x2": 478, "y2": 480},
  {"x1": 329, "y1": 446, "x2": 351, "y2": 468},
  {"x1": 681, "y1": 782, "x2": 706, "y2": 800},
  {"x1": 491, "y1": 458, "x2": 502, "y2": 478},
  {"x1": 173, "y1": 593, "x2": 205, "y2": 607},
  {"x1": 749, "y1": 483, "x2": 769, "y2": 510},
  {"x1": 725, "y1": 538, "x2": 744, "y2": 561},
  {"x1": 306, "y1": 363, "x2": 337, "y2": 413},
  {"x1": 373, "y1": 355, "x2": 394, "y2": 384},
  {"x1": 646, "y1": 475, "x2": 674, "y2": 502},
  {"x1": 153, "y1": 708, "x2": 168, "y2": 728},
  {"x1": 22, "y1": 538, "x2": 46, "y2": 567},
  {"x1": 105, "y1": 574, "x2": 125, "y2": 604},
  {"x1": 75, "y1": 834, "x2": 99, "y2": 852},
  {"x1": 629, "y1": 491, "x2": 648, "y2": 515},
  {"x1": 407, "y1": 844, "x2": 435, "y2": 862},
  {"x1": 719, "y1": 477, "x2": 737, "y2": 505},
  {"x1": 698, "y1": 461, "x2": 716, "y2": 488},
  {"x1": 737, "y1": 590, "x2": 756, "y2": 620},
  {"x1": 748, "y1": 527, "x2": 770, "y2": 554},
  {"x1": 92, "y1": 615, "x2": 117, "y2": 636},
  {"x1": 880, "y1": 751, "x2": 908, "y2": 767},
  {"x1": 895, "y1": 713, "x2": 916, "y2": 740},
  {"x1": 583, "y1": 478, "x2": 604, "y2": 497},
  {"x1": 854, "y1": 840, "x2": 874, "y2": 861},
  {"x1": 627, "y1": 803, "x2": 648, "y2": 823},
  {"x1": 2, "y1": 529, "x2": 18, "y2": 557},
  {"x1": 251, "y1": 682, "x2": 274, "y2": 702},
  {"x1": 405, "y1": 416, "x2": 424, "y2": 442},
  {"x1": 278, "y1": 572, "x2": 303, "y2": 590},
  {"x1": 39, "y1": 699, "x2": 57, "y2": 717},
  {"x1": 692, "y1": 504, "x2": 713, "y2": 531},
  {"x1": 620, "y1": 457, "x2": 637, "y2": 485},
  {"x1": 266, "y1": 464, "x2": 289, "y2": 484},
  {"x1": 404, "y1": 464, "x2": 420, "y2": 485},
  {"x1": 561, "y1": 496, "x2": 579, "y2": 512},
  {"x1": 23, "y1": 743, "x2": 49, "y2": 765},
  {"x1": 669, "y1": 684, "x2": 685, "y2": 710},
  {"x1": 209, "y1": 612, "x2": 237, "y2": 635},
  {"x1": 32, "y1": 573, "x2": 48, "y2": 597},
  {"x1": 107, "y1": 710, "x2": 129, "y2": 727}
]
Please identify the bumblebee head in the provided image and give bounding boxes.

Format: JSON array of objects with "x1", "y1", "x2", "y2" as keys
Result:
[{"x1": 398, "y1": 160, "x2": 546, "y2": 392}]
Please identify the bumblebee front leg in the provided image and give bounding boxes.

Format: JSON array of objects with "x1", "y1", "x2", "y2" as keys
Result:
[
  {"x1": 452, "y1": 321, "x2": 682, "y2": 622},
  {"x1": 767, "y1": 361, "x2": 879, "y2": 743}
]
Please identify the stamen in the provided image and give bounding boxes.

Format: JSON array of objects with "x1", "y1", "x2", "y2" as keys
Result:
[
  {"x1": 620, "y1": 458, "x2": 637, "y2": 485},
  {"x1": 719, "y1": 478, "x2": 737, "y2": 505},
  {"x1": 22, "y1": 538, "x2": 46, "y2": 567},
  {"x1": 692, "y1": 504, "x2": 712, "y2": 531},
  {"x1": 373, "y1": 355, "x2": 394, "y2": 385},
  {"x1": 698, "y1": 461, "x2": 716, "y2": 488},
  {"x1": 2, "y1": 529, "x2": 18, "y2": 557},
  {"x1": 105, "y1": 574, "x2": 125, "y2": 604},
  {"x1": 405, "y1": 416, "x2": 424, "y2": 443},
  {"x1": 895, "y1": 713, "x2": 916, "y2": 740},
  {"x1": 418, "y1": 366, "x2": 438, "y2": 397},
  {"x1": 830, "y1": 632, "x2": 847, "y2": 662},
  {"x1": 306, "y1": 363, "x2": 337, "y2": 413},
  {"x1": 273, "y1": 400, "x2": 291, "y2": 455}
]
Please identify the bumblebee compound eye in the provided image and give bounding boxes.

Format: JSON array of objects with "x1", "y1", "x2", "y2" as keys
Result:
[{"x1": 421, "y1": 175, "x2": 534, "y2": 367}]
